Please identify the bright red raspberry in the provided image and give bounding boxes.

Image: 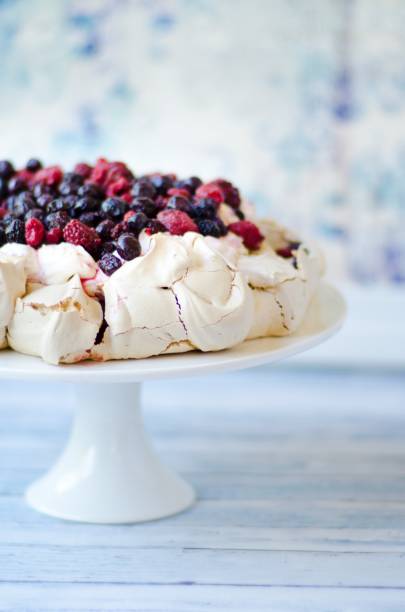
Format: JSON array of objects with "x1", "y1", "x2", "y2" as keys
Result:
[
  {"x1": 63, "y1": 219, "x2": 101, "y2": 253},
  {"x1": 74, "y1": 162, "x2": 92, "y2": 178},
  {"x1": 90, "y1": 158, "x2": 109, "y2": 185},
  {"x1": 195, "y1": 182, "x2": 224, "y2": 205},
  {"x1": 228, "y1": 220, "x2": 264, "y2": 250},
  {"x1": 34, "y1": 165, "x2": 63, "y2": 187},
  {"x1": 25, "y1": 218, "x2": 45, "y2": 248},
  {"x1": 46, "y1": 227, "x2": 63, "y2": 244},
  {"x1": 106, "y1": 177, "x2": 131, "y2": 197},
  {"x1": 167, "y1": 187, "x2": 190, "y2": 199},
  {"x1": 17, "y1": 169, "x2": 35, "y2": 185},
  {"x1": 157, "y1": 209, "x2": 198, "y2": 235},
  {"x1": 120, "y1": 192, "x2": 132, "y2": 204},
  {"x1": 0, "y1": 207, "x2": 7, "y2": 219}
]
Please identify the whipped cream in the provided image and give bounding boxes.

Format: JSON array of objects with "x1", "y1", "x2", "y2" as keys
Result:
[
  {"x1": 92, "y1": 232, "x2": 253, "y2": 360},
  {"x1": 8, "y1": 274, "x2": 103, "y2": 364},
  {"x1": 0, "y1": 254, "x2": 27, "y2": 348}
]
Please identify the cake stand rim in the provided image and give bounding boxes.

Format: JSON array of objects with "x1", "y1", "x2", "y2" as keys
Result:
[{"x1": 0, "y1": 282, "x2": 346, "y2": 383}]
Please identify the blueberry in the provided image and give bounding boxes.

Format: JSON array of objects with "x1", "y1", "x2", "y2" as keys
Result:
[
  {"x1": 0, "y1": 177, "x2": 8, "y2": 199},
  {"x1": 26, "y1": 158, "x2": 42, "y2": 172},
  {"x1": 166, "y1": 196, "x2": 193, "y2": 215},
  {"x1": 5, "y1": 219, "x2": 25, "y2": 243},
  {"x1": 101, "y1": 197, "x2": 126, "y2": 220},
  {"x1": 100, "y1": 241, "x2": 116, "y2": 256},
  {"x1": 175, "y1": 176, "x2": 202, "y2": 194},
  {"x1": 79, "y1": 212, "x2": 101, "y2": 227},
  {"x1": 99, "y1": 253, "x2": 122, "y2": 276},
  {"x1": 131, "y1": 180, "x2": 156, "y2": 199},
  {"x1": 0, "y1": 226, "x2": 6, "y2": 246},
  {"x1": 191, "y1": 198, "x2": 217, "y2": 219},
  {"x1": 8, "y1": 176, "x2": 27, "y2": 194},
  {"x1": 73, "y1": 196, "x2": 98, "y2": 216},
  {"x1": 197, "y1": 218, "x2": 227, "y2": 237},
  {"x1": 77, "y1": 183, "x2": 104, "y2": 200},
  {"x1": 129, "y1": 196, "x2": 157, "y2": 217},
  {"x1": 96, "y1": 219, "x2": 115, "y2": 241},
  {"x1": 36, "y1": 194, "x2": 54, "y2": 209},
  {"x1": 46, "y1": 198, "x2": 70, "y2": 213},
  {"x1": 116, "y1": 233, "x2": 141, "y2": 261},
  {"x1": 126, "y1": 212, "x2": 149, "y2": 235},
  {"x1": 149, "y1": 174, "x2": 173, "y2": 195},
  {"x1": 145, "y1": 219, "x2": 166, "y2": 234},
  {"x1": 33, "y1": 183, "x2": 55, "y2": 198},
  {"x1": 11, "y1": 192, "x2": 36, "y2": 218},
  {"x1": 45, "y1": 211, "x2": 70, "y2": 230},
  {"x1": 0, "y1": 160, "x2": 14, "y2": 179},
  {"x1": 25, "y1": 208, "x2": 44, "y2": 222}
]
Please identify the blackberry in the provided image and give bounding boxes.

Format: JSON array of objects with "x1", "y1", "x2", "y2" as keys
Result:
[
  {"x1": 126, "y1": 212, "x2": 149, "y2": 235},
  {"x1": 5, "y1": 219, "x2": 25, "y2": 243},
  {"x1": 0, "y1": 160, "x2": 14, "y2": 179},
  {"x1": 197, "y1": 218, "x2": 226, "y2": 237},
  {"x1": 131, "y1": 180, "x2": 156, "y2": 200},
  {"x1": 45, "y1": 211, "x2": 70, "y2": 230},
  {"x1": 191, "y1": 198, "x2": 217, "y2": 219},
  {"x1": 116, "y1": 233, "x2": 141, "y2": 261},
  {"x1": 101, "y1": 197, "x2": 126, "y2": 220},
  {"x1": 129, "y1": 196, "x2": 157, "y2": 217},
  {"x1": 26, "y1": 158, "x2": 42, "y2": 172},
  {"x1": 79, "y1": 212, "x2": 101, "y2": 227},
  {"x1": 99, "y1": 253, "x2": 122, "y2": 276}
]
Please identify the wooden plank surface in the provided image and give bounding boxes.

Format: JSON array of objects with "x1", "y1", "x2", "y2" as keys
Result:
[{"x1": 0, "y1": 366, "x2": 405, "y2": 611}]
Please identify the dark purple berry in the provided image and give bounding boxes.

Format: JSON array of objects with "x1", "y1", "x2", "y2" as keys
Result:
[
  {"x1": 46, "y1": 198, "x2": 70, "y2": 214},
  {"x1": 149, "y1": 174, "x2": 173, "y2": 195},
  {"x1": 126, "y1": 212, "x2": 149, "y2": 235},
  {"x1": 0, "y1": 226, "x2": 6, "y2": 246},
  {"x1": 116, "y1": 233, "x2": 141, "y2": 261},
  {"x1": 26, "y1": 158, "x2": 42, "y2": 172},
  {"x1": 235, "y1": 209, "x2": 245, "y2": 220},
  {"x1": 33, "y1": 183, "x2": 55, "y2": 198},
  {"x1": 12, "y1": 192, "x2": 36, "y2": 217},
  {"x1": 101, "y1": 197, "x2": 126, "y2": 220},
  {"x1": 166, "y1": 196, "x2": 193, "y2": 215},
  {"x1": 96, "y1": 219, "x2": 115, "y2": 240},
  {"x1": 197, "y1": 218, "x2": 227, "y2": 237},
  {"x1": 8, "y1": 176, "x2": 27, "y2": 194},
  {"x1": 191, "y1": 198, "x2": 217, "y2": 219},
  {"x1": 0, "y1": 177, "x2": 8, "y2": 199},
  {"x1": 36, "y1": 194, "x2": 53, "y2": 209},
  {"x1": 99, "y1": 253, "x2": 122, "y2": 276},
  {"x1": 110, "y1": 221, "x2": 127, "y2": 240},
  {"x1": 73, "y1": 196, "x2": 98, "y2": 216},
  {"x1": 131, "y1": 180, "x2": 156, "y2": 199},
  {"x1": 25, "y1": 208, "x2": 44, "y2": 222},
  {"x1": 45, "y1": 211, "x2": 70, "y2": 230},
  {"x1": 175, "y1": 176, "x2": 202, "y2": 194},
  {"x1": 5, "y1": 219, "x2": 25, "y2": 243},
  {"x1": 129, "y1": 196, "x2": 157, "y2": 217},
  {"x1": 79, "y1": 212, "x2": 101, "y2": 227},
  {"x1": 100, "y1": 241, "x2": 116, "y2": 256},
  {"x1": 0, "y1": 160, "x2": 14, "y2": 179},
  {"x1": 77, "y1": 183, "x2": 104, "y2": 200},
  {"x1": 145, "y1": 219, "x2": 166, "y2": 234}
]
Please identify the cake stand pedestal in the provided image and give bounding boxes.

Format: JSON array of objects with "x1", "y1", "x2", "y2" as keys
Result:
[{"x1": 0, "y1": 283, "x2": 345, "y2": 524}]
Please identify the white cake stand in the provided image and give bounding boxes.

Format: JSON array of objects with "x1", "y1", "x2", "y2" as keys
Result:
[{"x1": 0, "y1": 283, "x2": 345, "y2": 524}]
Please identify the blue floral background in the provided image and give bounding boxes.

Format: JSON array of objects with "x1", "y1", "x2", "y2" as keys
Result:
[{"x1": 0, "y1": 0, "x2": 404, "y2": 284}]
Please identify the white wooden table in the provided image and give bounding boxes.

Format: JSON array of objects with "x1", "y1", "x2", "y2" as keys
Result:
[{"x1": 1, "y1": 366, "x2": 405, "y2": 611}]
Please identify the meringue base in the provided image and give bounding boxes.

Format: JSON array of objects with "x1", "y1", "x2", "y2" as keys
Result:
[{"x1": 26, "y1": 382, "x2": 195, "y2": 524}]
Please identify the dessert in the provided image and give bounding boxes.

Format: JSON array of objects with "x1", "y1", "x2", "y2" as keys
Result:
[{"x1": 0, "y1": 158, "x2": 323, "y2": 364}]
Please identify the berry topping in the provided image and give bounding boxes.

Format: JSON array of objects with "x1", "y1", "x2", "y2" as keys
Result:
[
  {"x1": 157, "y1": 209, "x2": 198, "y2": 235},
  {"x1": 144, "y1": 219, "x2": 166, "y2": 235},
  {"x1": 0, "y1": 226, "x2": 6, "y2": 246},
  {"x1": 63, "y1": 219, "x2": 101, "y2": 254},
  {"x1": 214, "y1": 179, "x2": 241, "y2": 208},
  {"x1": 276, "y1": 241, "x2": 301, "y2": 259},
  {"x1": 34, "y1": 166, "x2": 63, "y2": 187},
  {"x1": 174, "y1": 176, "x2": 202, "y2": 194},
  {"x1": 116, "y1": 233, "x2": 141, "y2": 261},
  {"x1": 25, "y1": 218, "x2": 45, "y2": 247},
  {"x1": 99, "y1": 253, "x2": 122, "y2": 276},
  {"x1": 228, "y1": 220, "x2": 264, "y2": 250},
  {"x1": 45, "y1": 210, "x2": 70, "y2": 230},
  {"x1": 96, "y1": 219, "x2": 115, "y2": 240},
  {"x1": 131, "y1": 180, "x2": 156, "y2": 199},
  {"x1": 46, "y1": 227, "x2": 63, "y2": 244},
  {"x1": 195, "y1": 182, "x2": 224, "y2": 204},
  {"x1": 149, "y1": 174, "x2": 173, "y2": 195},
  {"x1": 6, "y1": 219, "x2": 25, "y2": 244},
  {"x1": 126, "y1": 212, "x2": 149, "y2": 235},
  {"x1": 0, "y1": 160, "x2": 15, "y2": 179},
  {"x1": 166, "y1": 195, "x2": 193, "y2": 215},
  {"x1": 101, "y1": 197, "x2": 126, "y2": 220},
  {"x1": 8, "y1": 176, "x2": 27, "y2": 194},
  {"x1": 106, "y1": 177, "x2": 131, "y2": 197},
  {"x1": 129, "y1": 197, "x2": 157, "y2": 217},
  {"x1": 77, "y1": 183, "x2": 104, "y2": 200},
  {"x1": 191, "y1": 198, "x2": 217, "y2": 219},
  {"x1": 26, "y1": 158, "x2": 42, "y2": 172},
  {"x1": 74, "y1": 162, "x2": 92, "y2": 178},
  {"x1": 25, "y1": 208, "x2": 44, "y2": 222},
  {"x1": 197, "y1": 218, "x2": 227, "y2": 237}
]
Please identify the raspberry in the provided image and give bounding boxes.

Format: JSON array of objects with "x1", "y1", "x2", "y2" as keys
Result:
[
  {"x1": 120, "y1": 192, "x2": 132, "y2": 204},
  {"x1": 46, "y1": 227, "x2": 63, "y2": 244},
  {"x1": 63, "y1": 219, "x2": 101, "y2": 253},
  {"x1": 213, "y1": 179, "x2": 241, "y2": 208},
  {"x1": 157, "y1": 209, "x2": 198, "y2": 235},
  {"x1": 89, "y1": 158, "x2": 109, "y2": 185},
  {"x1": 25, "y1": 218, "x2": 45, "y2": 247},
  {"x1": 106, "y1": 177, "x2": 131, "y2": 197},
  {"x1": 195, "y1": 182, "x2": 224, "y2": 205},
  {"x1": 167, "y1": 187, "x2": 190, "y2": 199},
  {"x1": 34, "y1": 166, "x2": 63, "y2": 187},
  {"x1": 228, "y1": 220, "x2": 264, "y2": 250},
  {"x1": 276, "y1": 242, "x2": 301, "y2": 259},
  {"x1": 74, "y1": 162, "x2": 92, "y2": 178}
]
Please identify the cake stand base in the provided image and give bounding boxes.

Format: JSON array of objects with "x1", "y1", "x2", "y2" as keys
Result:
[{"x1": 25, "y1": 382, "x2": 195, "y2": 524}]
